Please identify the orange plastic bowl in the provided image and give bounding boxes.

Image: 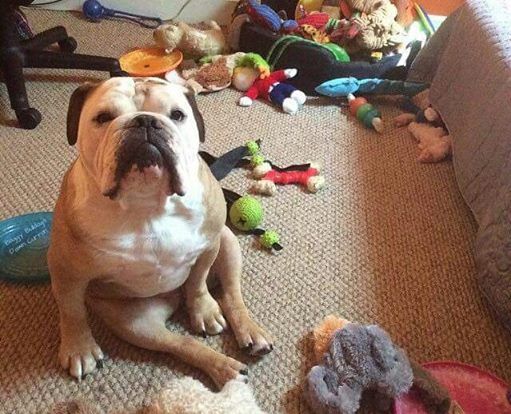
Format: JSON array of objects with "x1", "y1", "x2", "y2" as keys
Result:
[{"x1": 119, "y1": 47, "x2": 183, "y2": 77}]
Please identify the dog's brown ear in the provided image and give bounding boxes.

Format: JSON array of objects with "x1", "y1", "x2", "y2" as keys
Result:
[
  {"x1": 185, "y1": 91, "x2": 205, "y2": 143},
  {"x1": 67, "y1": 83, "x2": 96, "y2": 146}
]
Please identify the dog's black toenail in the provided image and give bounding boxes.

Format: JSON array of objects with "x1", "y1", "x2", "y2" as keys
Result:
[
  {"x1": 201, "y1": 330, "x2": 207, "y2": 338},
  {"x1": 269, "y1": 344, "x2": 274, "y2": 351},
  {"x1": 239, "y1": 368, "x2": 249, "y2": 375},
  {"x1": 81, "y1": 373, "x2": 88, "y2": 380},
  {"x1": 96, "y1": 359, "x2": 104, "y2": 369}
]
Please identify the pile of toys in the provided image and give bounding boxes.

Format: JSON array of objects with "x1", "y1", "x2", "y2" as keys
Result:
[{"x1": 202, "y1": 140, "x2": 325, "y2": 252}]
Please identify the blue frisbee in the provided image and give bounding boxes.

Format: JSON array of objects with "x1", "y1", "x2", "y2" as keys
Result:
[{"x1": 0, "y1": 212, "x2": 53, "y2": 283}]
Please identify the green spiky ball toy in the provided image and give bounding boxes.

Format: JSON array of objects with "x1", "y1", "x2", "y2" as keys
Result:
[
  {"x1": 260, "y1": 230, "x2": 280, "y2": 249},
  {"x1": 246, "y1": 140, "x2": 260, "y2": 156},
  {"x1": 229, "y1": 196, "x2": 264, "y2": 231},
  {"x1": 251, "y1": 154, "x2": 265, "y2": 166}
]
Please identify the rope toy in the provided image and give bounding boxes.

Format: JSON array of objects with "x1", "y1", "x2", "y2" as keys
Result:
[
  {"x1": 252, "y1": 162, "x2": 325, "y2": 195},
  {"x1": 247, "y1": 140, "x2": 326, "y2": 195}
]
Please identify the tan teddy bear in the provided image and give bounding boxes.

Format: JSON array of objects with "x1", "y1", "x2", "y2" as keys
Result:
[{"x1": 153, "y1": 20, "x2": 227, "y2": 59}]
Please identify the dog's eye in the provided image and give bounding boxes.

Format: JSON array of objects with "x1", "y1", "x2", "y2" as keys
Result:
[
  {"x1": 94, "y1": 112, "x2": 114, "y2": 124},
  {"x1": 170, "y1": 109, "x2": 185, "y2": 122}
]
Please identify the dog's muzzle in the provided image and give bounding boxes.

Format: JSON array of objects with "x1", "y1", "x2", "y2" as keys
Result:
[{"x1": 104, "y1": 114, "x2": 185, "y2": 199}]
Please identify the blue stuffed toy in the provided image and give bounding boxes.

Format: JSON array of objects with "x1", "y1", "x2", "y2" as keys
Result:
[{"x1": 315, "y1": 77, "x2": 428, "y2": 97}]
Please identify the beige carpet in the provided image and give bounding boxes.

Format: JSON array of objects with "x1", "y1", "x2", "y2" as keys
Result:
[{"x1": 1, "y1": 9, "x2": 510, "y2": 414}]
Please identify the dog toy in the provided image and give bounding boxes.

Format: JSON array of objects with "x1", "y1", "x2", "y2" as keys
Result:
[
  {"x1": 153, "y1": 20, "x2": 226, "y2": 59},
  {"x1": 406, "y1": 121, "x2": 451, "y2": 163},
  {"x1": 151, "y1": 376, "x2": 266, "y2": 414},
  {"x1": 178, "y1": 52, "x2": 246, "y2": 94},
  {"x1": 225, "y1": 192, "x2": 282, "y2": 251},
  {"x1": 252, "y1": 161, "x2": 325, "y2": 195},
  {"x1": 394, "y1": 92, "x2": 452, "y2": 163},
  {"x1": 307, "y1": 315, "x2": 459, "y2": 414},
  {"x1": 243, "y1": 0, "x2": 298, "y2": 33},
  {"x1": 83, "y1": 0, "x2": 162, "y2": 28},
  {"x1": 234, "y1": 68, "x2": 307, "y2": 115},
  {"x1": 229, "y1": 196, "x2": 263, "y2": 231},
  {"x1": 306, "y1": 315, "x2": 413, "y2": 414},
  {"x1": 247, "y1": 140, "x2": 325, "y2": 195},
  {"x1": 340, "y1": 0, "x2": 406, "y2": 52},
  {"x1": 53, "y1": 377, "x2": 266, "y2": 414},
  {"x1": 315, "y1": 77, "x2": 428, "y2": 97},
  {"x1": 236, "y1": 52, "x2": 271, "y2": 78},
  {"x1": 200, "y1": 142, "x2": 283, "y2": 251},
  {"x1": 347, "y1": 93, "x2": 383, "y2": 133}
]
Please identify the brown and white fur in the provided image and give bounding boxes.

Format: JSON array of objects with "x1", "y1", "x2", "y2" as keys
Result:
[{"x1": 48, "y1": 77, "x2": 272, "y2": 388}]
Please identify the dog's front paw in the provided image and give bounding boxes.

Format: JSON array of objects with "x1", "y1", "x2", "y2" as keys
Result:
[
  {"x1": 233, "y1": 317, "x2": 273, "y2": 356},
  {"x1": 207, "y1": 355, "x2": 248, "y2": 389},
  {"x1": 188, "y1": 293, "x2": 227, "y2": 336},
  {"x1": 59, "y1": 334, "x2": 104, "y2": 380}
]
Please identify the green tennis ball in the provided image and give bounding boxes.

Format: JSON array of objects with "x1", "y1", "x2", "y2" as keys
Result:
[
  {"x1": 251, "y1": 154, "x2": 265, "y2": 166},
  {"x1": 229, "y1": 196, "x2": 264, "y2": 231},
  {"x1": 260, "y1": 230, "x2": 280, "y2": 249},
  {"x1": 246, "y1": 140, "x2": 260, "y2": 155}
]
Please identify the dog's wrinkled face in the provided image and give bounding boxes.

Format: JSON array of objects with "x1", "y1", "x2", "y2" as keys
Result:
[{"x1": 67, "y1": 77, "x2": 205, "y2": 205}]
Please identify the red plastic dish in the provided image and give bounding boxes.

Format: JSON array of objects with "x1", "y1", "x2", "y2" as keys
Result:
[{"x1": 394, "y1": 361, "x2": 511, "y2": 414}]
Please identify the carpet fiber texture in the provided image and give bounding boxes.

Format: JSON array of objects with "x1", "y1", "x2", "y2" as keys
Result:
[{"x1": 0, "y1": 9, "x2": 509, "y2": 414}]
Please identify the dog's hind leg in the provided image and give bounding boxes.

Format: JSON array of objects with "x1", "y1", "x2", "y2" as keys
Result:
[
  {"x1": 212, "y1": 226, "x2": 274, "y2": 356},
  {"x1": 89, "y1": 293, "x2": 247, "y2": 388}
]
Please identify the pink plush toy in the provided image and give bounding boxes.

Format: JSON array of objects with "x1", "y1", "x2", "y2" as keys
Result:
[
  {"x1": 394, "y1": 106, "x2": 452, "y2": 163},
  {"x1": 235, "y1": 68, "x2": 307, "y2": 115}
]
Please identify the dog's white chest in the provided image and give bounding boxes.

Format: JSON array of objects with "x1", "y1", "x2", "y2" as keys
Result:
[{"x1": 95, "y1": 191, "x2": 208, "y2": 297}]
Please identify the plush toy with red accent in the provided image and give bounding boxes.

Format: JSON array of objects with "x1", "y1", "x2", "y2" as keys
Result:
[{"x1": 235, "y1": 68, "x2": 307, "y2": 115}]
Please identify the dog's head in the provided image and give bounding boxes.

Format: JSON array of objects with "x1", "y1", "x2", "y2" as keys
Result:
[{"x1": 67, "y1": 77, "x2": 205, "y2": 203}]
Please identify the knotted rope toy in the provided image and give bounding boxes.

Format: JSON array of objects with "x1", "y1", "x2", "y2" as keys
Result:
[{"x1": 247, "y1": 141, "x2": 325, "y2": 195}]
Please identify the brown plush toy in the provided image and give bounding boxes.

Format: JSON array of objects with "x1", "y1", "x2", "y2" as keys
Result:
[{"x1": 340, "y1": 0, "x2": 406, "y2": 52}]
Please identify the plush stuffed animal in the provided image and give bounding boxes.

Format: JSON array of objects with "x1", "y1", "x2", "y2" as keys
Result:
[
  {"x1": 234, "y1": 67, "x2": 307, "y2": 114},
  {"x1": 243, "y1": 0, "x2": 298, "y2": 33},
  {"x1": 307, "y1": 316, "x2": 461, "y2": 414},
  {"x1": 146, "y1": 377, "x2": 266, "y2": 414},
  {"x1": 331, "y1": 0, "x2": 405, "y2": 52},
  {"x1": 153, "y1": 20, "x2": 227, "y2": 59},
  {"x1": 407, "y1": 121, "x2": 452, "y2": 163},
  {"x1": 305, "y1": 316, "x2": 414, "y2": 414},
  {"x1": 394, "y1": 95, "x2": 452, "y2": 163},
  {"x1": 52, "y1": 378, "x2": 266, "y2": 414},
  {"x1": 179, "y1": 52, "x2": 246, "y2": 94}
]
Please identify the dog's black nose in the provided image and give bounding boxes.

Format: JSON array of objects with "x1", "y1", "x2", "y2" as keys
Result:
[{"x1": 131, "y1": 115, "x2": 163, "y2": 129}]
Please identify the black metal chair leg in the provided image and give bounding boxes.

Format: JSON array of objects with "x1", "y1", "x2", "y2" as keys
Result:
[
  {"x1": 1, "y1": 52, "x2": 41, "y2": 129},
  {"x1": 24, "y1": 50, "x2": 125, "y2": 76}
]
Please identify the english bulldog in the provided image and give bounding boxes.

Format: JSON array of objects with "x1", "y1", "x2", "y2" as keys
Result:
[{"x1": 48, "y1": 77, "x2": 273, "y2": 387}]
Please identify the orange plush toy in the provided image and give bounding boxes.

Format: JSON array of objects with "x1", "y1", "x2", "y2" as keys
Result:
[{"x1": 311, "y1": 315, "x2": 350, "y2": 362}]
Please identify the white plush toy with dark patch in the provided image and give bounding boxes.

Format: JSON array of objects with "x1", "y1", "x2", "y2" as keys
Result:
[{"x1": 394, "y1": 88, "x2": 452, "y2": 163}]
